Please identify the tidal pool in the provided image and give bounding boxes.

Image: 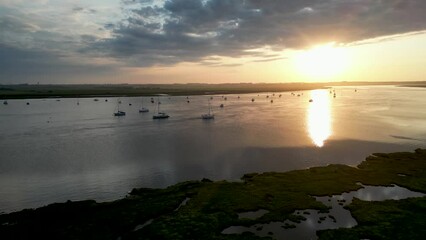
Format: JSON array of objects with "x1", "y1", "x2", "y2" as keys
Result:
[{"x1": 222, "y1": 185, "x2": 425, "y2": 239}]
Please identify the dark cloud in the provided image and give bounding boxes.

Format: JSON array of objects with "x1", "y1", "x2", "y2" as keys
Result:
[
  {"x1": 72, "y1": 6, "x2": 97, "y2": 14},
  {"x1": 2, "y1": 0, "x2": 426, "y2": 83},
  {"x1": 98, "y1": 0, "x2": 426, "y2": 67},
  {"x1": 72, "y1": 7, "x2": 84, "y2": 12},
  {"x1": 0, "y1": 44, "x2": 116, "y2": 84},
  {"x1": 80, "y1": 34, "x2": 98, "y2": 44},
  {"x1": 251, "y1": 57, "x2": 288, "y2": 63},
  {"x1": 0, "y1": 15, "x2": 39, "y2": 33},
  {"x1": 104, "y1": 23, "x2": 116, "y2": 30}
]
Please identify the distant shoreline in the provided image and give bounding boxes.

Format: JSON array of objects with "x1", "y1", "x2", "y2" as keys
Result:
[
  {"x1": 1, "y1": 81, "x2": 425, "y2": 99},
  {"x1": 399, "y1": 84, "x2": 426, "y2": 88}
]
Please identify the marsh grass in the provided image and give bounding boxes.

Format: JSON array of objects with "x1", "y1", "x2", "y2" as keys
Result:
[{"x1": 1, "y1": 149, "x2": 425, "y2": 239}]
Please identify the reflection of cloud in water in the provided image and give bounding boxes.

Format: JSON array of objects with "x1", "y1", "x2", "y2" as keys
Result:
[
  {"x1": 307, "y1": 90, "x2": 332, "y2": 147},
  {"x1": 337, "y1": 184, "x2": 425, "y2": 203}
]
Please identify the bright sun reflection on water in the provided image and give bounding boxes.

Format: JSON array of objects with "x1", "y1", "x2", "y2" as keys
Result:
[{"x1": 307, "y1": 90, "x2": 332, "y2": 147}]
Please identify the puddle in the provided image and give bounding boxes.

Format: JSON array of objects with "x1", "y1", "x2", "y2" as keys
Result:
[
  {"x1": 238, "y1": 209, "x2": 269, "y2": 220},
  {"x1": 327, "y1": 184, "x2": 425, "y2": 204},
  {"x1": 222, "y1": 185, "x2": 425, "y2": 239}
]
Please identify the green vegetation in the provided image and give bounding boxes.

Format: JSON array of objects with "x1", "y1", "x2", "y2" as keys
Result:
[
  {"x1": 0, "y1": 83, "x2": 326, "y2": 99},
  {"x1": 317, "y1": 197, "x2": 426, "y2": 240},
  {"x1": 1, "y1": 81, "x2": 425, "y2": 99},
  {"x1": 0, "y1": 149, "x2": 425, "y2": 240}
]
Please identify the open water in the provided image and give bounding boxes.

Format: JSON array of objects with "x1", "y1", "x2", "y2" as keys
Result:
[{"x1": 0, "y1": 85, "x2": 425, "y2": 212}]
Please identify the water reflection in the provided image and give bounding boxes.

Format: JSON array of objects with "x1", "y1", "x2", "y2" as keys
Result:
[
  {"x1": 222, "y1": 185, "x2": 425, "y2": 239},
  {"x1": 307, "y1": 90, "x2": 332, "y2": 147}
]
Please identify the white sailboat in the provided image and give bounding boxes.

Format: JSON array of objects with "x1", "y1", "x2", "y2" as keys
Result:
[
  {"x1": 153, "y1": 97, "x2": 169, "y2": 119},
  {"x1": 113, "y1": 99, "x2": 126, "y2": 116},
  {"x1": 139, "y1": 98, "x2": 149, "y2": 113},
  {"x1": 202, "y1": 99, "x2": 214, "y2": 120}
]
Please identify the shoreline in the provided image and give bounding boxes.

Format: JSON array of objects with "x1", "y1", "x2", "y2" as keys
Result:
[
  {"x1": 1, "y1": 81, "x2": 425, "y2": 99},
  {"x1": 1, "y1": 149, "x2": 425, "y2": 239}
]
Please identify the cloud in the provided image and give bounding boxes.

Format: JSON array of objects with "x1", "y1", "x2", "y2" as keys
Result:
[
  {"x1": 0, "y1": 44, "x2": 117, "y2": 83},
  {"x1": 251, "y1": 57, "x2": 288, "y2": 63},
  {"x1": 0, "y1": 15, "x2": 40, "y2": 33},
  {"x1": 0, "y1": 1, "x2": 122, "y2": 83},
  {"x1": 99, "y1": 0, "x2": 426, "y2": 67},
  {"x1": 1, "y1": 0, "x2": 426, "y2": 83}
]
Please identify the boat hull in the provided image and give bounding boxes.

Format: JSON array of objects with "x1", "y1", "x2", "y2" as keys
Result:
[
  {"x1": 201, "y1": 114, "x2": 214, "y2": 120},
  {"x1": 153, "y1": 115, "x2": 169, "y2": 119},
  {"x1": 113, "y1": 111, "x2": 126, "y2": 116}
]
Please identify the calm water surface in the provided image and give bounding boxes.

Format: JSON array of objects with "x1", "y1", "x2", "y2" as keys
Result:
[{"x1": 0, "y1": 86, "x2": 425, "y2": 212}]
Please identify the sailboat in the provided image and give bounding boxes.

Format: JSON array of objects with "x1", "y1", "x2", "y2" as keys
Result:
[
  {"x1": 113, "y1": 99, "x2": 126, "y2": 116},
  {"x1": 153, "y1": 97, "x2": 169, "y2": 119},
  {"x1": 201, "y1": 99, "x2": 214, "y2": 120},
  {"x1": 139, "y1": 98, "x2": 149, "y2": 113}
]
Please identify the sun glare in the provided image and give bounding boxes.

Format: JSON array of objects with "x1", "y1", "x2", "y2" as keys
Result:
[
  {"x1": 307, "y1": 90, "x2": 332, "y2": 147},
  {"x1": 294, "y1": 43, "x2": 349, "y2": 80}
]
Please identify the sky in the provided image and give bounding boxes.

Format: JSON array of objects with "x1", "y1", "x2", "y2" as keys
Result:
[{"x1": 0, "y1": 0, "x2": 425, "y2": 84}]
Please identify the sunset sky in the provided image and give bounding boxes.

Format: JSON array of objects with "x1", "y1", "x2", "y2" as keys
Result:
[{"x1": 1, "y1": 0, "x2": 425, "y2": 84}]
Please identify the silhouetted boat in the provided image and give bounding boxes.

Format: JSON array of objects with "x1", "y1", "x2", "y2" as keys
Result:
[
  {"x1": 3, "y1": 100, "x2": 8, "y2": 105},
  {"x1": 309, "y1": 99, "x2": 313, "y2": 102},
  {"x1": 114, "y1": 99, "x2": 125, "y2": 116},
  {"x1": 139, "y1": 98, "x2": 149, "y2": 113},
  {"x1": 153, "y1": 98, "x2": 169, "y2": 119},
  {"x1": 153, "y1": 112, "x2": 169, "y2": 119},
  {"x1": 114, "y1": 111, "x2": 126, "y2": 116},
  {"x1": 94, "y1": 99, "x2": 99, "y2": 101},
  {"x1": 201, "y1": 100, "x2": 214, "y2": 120}
]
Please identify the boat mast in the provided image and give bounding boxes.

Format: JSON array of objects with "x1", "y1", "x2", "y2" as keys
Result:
[{"x1": 157, "y1": 97, "x2": 160, "y2": 113}]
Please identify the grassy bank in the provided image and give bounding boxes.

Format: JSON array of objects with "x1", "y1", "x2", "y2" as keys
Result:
[
  {"x1": 1, "y1": 81, "x2": 425, "y2": 99},
  {"x1": 1, "y1": 149, "x2": 425, "y2": 239},
  {"x1": 0, "y1": 83, "x2": 325, "y2": 99}
]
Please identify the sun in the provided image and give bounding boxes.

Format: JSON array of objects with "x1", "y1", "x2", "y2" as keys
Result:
[{"x1": 294, "y1": 42, "x2": 349, "y2": 80}]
